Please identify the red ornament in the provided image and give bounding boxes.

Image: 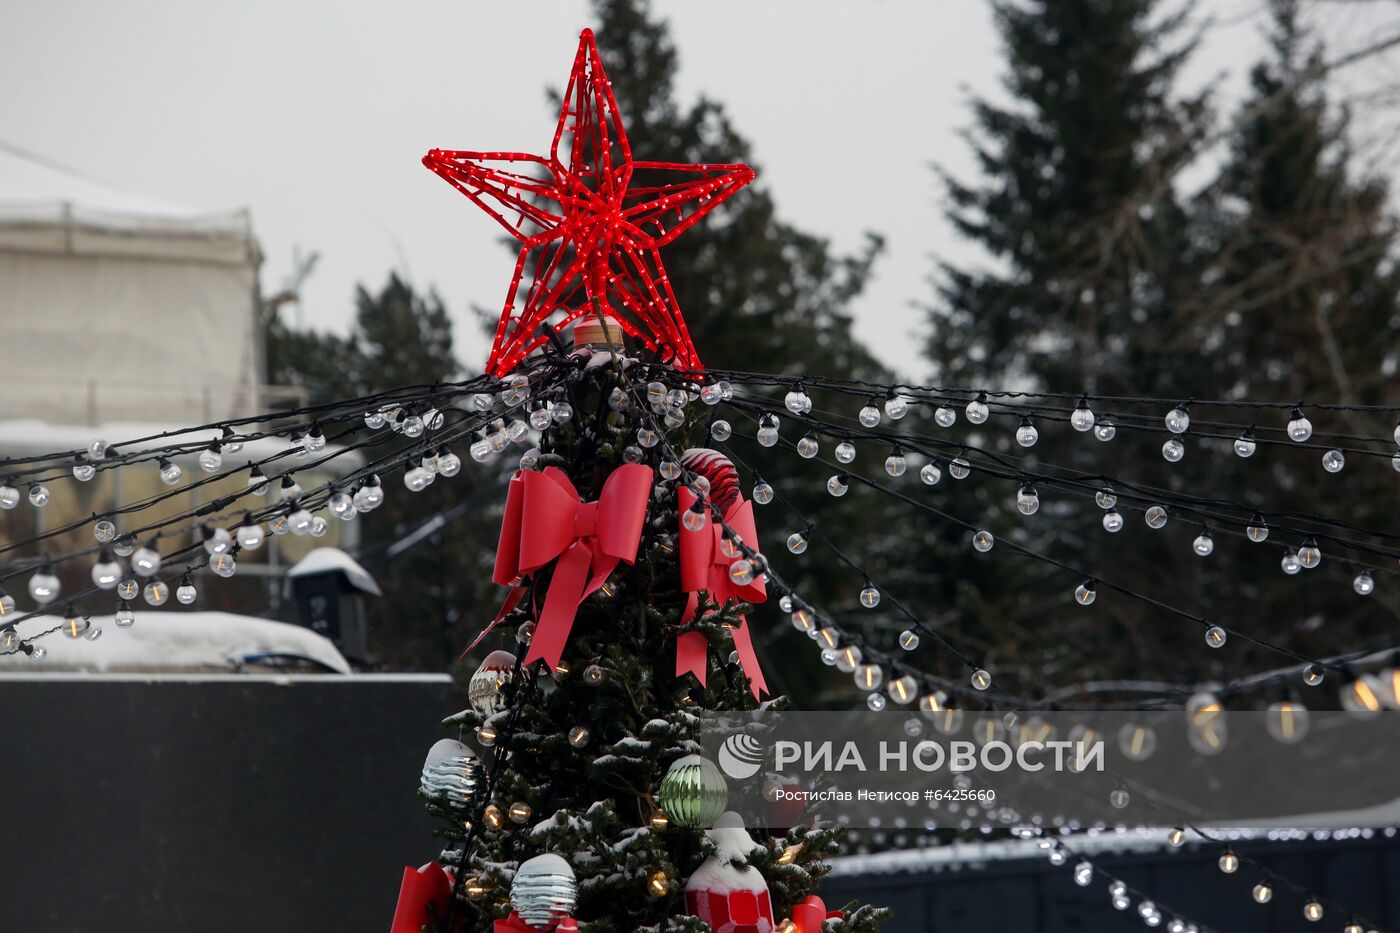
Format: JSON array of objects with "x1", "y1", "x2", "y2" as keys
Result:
[
  {"x1": 423, "y1": 29, "x2": 755, "y2": 377},
  {"x1": 388, "y1": 861, "x2": 459, "y2": 933}
]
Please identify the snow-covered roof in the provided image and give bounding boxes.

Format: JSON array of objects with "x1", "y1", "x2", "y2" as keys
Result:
[
  {"x1": 286, "y1": 547, "x2": 382, "y2": 596},
  {"x1": 0, "y1": 611, "x2": 351, "y2": 674},
  {"x1": 0, "y1": 138, "x2": 249, "y2": 235}
]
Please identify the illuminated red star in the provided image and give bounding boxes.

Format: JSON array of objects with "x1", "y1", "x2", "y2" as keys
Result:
[{"x1": 423, "y1": 28, "x2": 755, "y2": 377}]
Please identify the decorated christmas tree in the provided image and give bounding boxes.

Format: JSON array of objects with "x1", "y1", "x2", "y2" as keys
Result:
[{"x1": 390, "y1": 28, "x2": 889, "y2": 933}]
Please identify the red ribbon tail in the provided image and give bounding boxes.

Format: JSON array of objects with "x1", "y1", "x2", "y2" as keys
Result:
[
  {"x1": 459, "y1": 586, "x2": 526, "y2": 660},
  {"x1": 389, "y1": 862, "x2": 453, "y2": 933},
  {"x1": 731, "y1": 616, "x2": 769, "y2": 700},
  {"x1": 524, "y1": 541, "x2": 593, "y2": 670},
  {"x1": 676, "y1": 630, "x2": 708, "y2": 687}
]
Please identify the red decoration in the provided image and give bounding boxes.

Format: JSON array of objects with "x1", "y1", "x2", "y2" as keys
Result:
[
  {"x1": 494, "y1": 911, "x2": 578, "y2": 933},
  {"x1": 790, "y1": 895, "x2": 844, "y2": 933},
  {"x1": 493, "y1": 464, "x2": 654, "y2": 670},
  {"x1": 685, "y1": 887, "x2": 775, "y2": 933},
  {"x1": 388, "y1": 861, "x2": 458, "y2": 933},
  {"x1": 423, "y1": 29, "x2": 755, "y2": 377},
  {"x1": 677, "y1": 482, "x2": 768, "y2": 698}
]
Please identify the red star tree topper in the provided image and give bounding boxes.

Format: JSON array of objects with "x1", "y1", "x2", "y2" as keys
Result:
[{"x1": 423, "y1": 29, "x2": 755, "y2": 377}]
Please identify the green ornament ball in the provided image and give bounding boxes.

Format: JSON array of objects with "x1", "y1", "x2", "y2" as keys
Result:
[{"x1": 658, "y1": 754, "x2": 728, "y2": 828}]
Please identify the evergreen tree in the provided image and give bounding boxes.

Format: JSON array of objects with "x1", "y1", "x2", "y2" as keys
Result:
[{"x1": 424, "y1": 351, "x2": 888, "y2": 932}]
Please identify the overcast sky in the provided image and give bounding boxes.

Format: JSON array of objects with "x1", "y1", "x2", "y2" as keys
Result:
[{"x1": 5, "y1": 1, "x2": 1395, "y2": 378}]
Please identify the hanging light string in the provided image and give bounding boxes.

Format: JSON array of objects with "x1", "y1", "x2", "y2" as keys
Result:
[
  {"x1": 720, "y1": 391, "x2": 1400, "y2": 563},
  {"x1": 1117, "y1": 778, "x2": 1391, "y2": 932},
  {"x1": 0, "y1": 378, "x2": 495, "y2": 474},
  {"x1": 0, "y1": 367, "x2": 574, "y2": 570}
]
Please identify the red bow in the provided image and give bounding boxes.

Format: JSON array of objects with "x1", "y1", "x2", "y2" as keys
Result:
[
  {"x1": 388, "y1": 861, "x2": 457, "y2": 933},
  {"x1": 494, "y1": 911, "x2": 578, "y2": 932},
  {"x1": 494, "y1": 464, "x2": 654, "y2": 670},
  {"x1": 675, "y1": 486, "x2": 768, "y2": 699},
  {"x1": 791, "y1": 895, "x2": 844, "y2": 933}
]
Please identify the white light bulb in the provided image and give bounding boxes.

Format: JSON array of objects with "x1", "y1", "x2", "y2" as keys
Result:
[
  {"x1": 1016, "y1": 485, "x2": 1040, "y2": 515},
  {"x1": 132, "y1": 546, "x2": 162, "y2": 577},
  {"x1": 884, "y1": 450, "x2": 907, "y2": 476},
  {"x1": 236, "y1": 523, "x2": 265, "y2": 550},
  {"x1": 1234, "y1": 431, "x2": 1257, "y2": 457},
  {"x1": 1093, "y1": 419, "x2": 1116, "y2": 442},
  {"x1": 202, "y1": 527, "x2": 233, "y2": 555},
  {"x1": 1015, "y1": 419, "x2": 1038, "y2": 447},
  {"x1": 1298, "y1": 538, "x2": 1321, "y2": 569},
  {"x1": 1353, "y1": 572, "x2": 1375, "y2": 596},
  {"x1": 143, "y1": 581, "x2": 169, "y2": 606},
  {"x1": 1102, "y1": 511, "x2": 1124, "y2": 533},
  {"x1": 827, "y1": 475, "x2": 848, "y2": 497},
  {"x1": 1073, "y1": 861, "x2": 1093, "y2": 886},
  {"x1": 1204, "y1": 625, "x2": 1227, "y2": 648},
  {"x1": 935, "y1": 406, "x2": 957, "y2": 427},
  {"x1": 859, "y1": 584, "x2": 881, "y2": 608},
  {"x1": 1287, "y1": 409, "x2": 1313, "y2": 442},
  {"x1": 87, "y1": 439, "x2": 109, "y2": 461},
  {"x1": 948, "y1": 456, "x2": 971, "y2": 479},
  {"x1": 28, "y1": 571, "x2": 60, "y2": 604},
  {"x1": 0, "y1": 485, "x2": 18, "y2": 509},
  {"x1": 970, "y1": 668, "x2": 992, "y2": 690},
  {"x1": 1193, "y1": 532, "x2": 1214, "y2": 556},
  {"x1": 786, "y1": 532, "x2": 808, "y2": 554},
  {"x1": 1095, "y1": 487, "x2": 1116, "y2": 509},
  {"x1": 28, "y1": 484, "x2": 50, "y2": 507},
  {"x1": 115, "y1": 602, "x2": 135, "y2": 627},
  {"x1": 404, "y1": 466, "x2": 433, "y2": 492},
  {"x1": 898, "y1": 630, "x2": 919, "y2": 650},
  {"x1": 920, "y1": 462, "x2": 942, "y2": 485},
  {"x1": 710, "y1": 420, "x2": 732, "y2": 442},
  {"x1": 1247, "y1": 515, "x2": 1269, "y2": 542},
  {"x1": 158, "y1": 460, "x2": 183, "y2": 486},
  {"x1": 797, "y1": 434, "x2": 819, "y2": 459},
  {"x1": 198, "y1": 446, "x2": 223, "y2": 472},
  {"x1": 752, "y1": 480, "x2": 773, "y2": 505},
  {"x1": 437, "y1": 451, "x2": 462, "y2": 477},
  {"x1": 287, "y1": 508, "x2": 314, "y2": 535},
  {"x1": 972, "y1": 530, "x2": 994, "y2": 552},
  {"x1": 1265, "y1": 700, "x2": 1309, "y2": 744},
  {"x1": 1145, "y1": 506, "x2": 1168, "y2": 529},
  {"x1": 1075, "y1": 581, "x2": 1097, "y2": 605},
  {"x1": 1165, "y1": 405, "x2": 1190, "y2": 434},
  {"x1": 72, "y1": 461, "x2": 95, "y2": 482},
  {"x1": 91, "y1": 558, "x2": 121, "y2": 590},
  {"x1": 834, "y1": 440, "x2": 856, "y2": 463},
  {"x1": 681, "y1": 506, "x2": 707, "y2": 532},
  {"x1": 858, "y1": 401, "x2": 881, "y2": 427},
  {"x1": 1322, "y1": 449, "x2": 1345, "y2": 473},
  {"x1": 176, "y1": 581, "x2": 198, "y2": 605},
  {"x1": 1071, "y1": 402, "x2": 1095, "y2": 432},
  {"x1": 1162, "y1": 437, "x2": 1185, "y2": 462},
  {"x1": 884, "y1": 396, "x2": 908, "y2": 420},
  {"x1": 756, "y1": 416, "x2": 780, "y2": 448},
  {"x1": 965, "y1": 395, "x2": 989, "y2": 424}
]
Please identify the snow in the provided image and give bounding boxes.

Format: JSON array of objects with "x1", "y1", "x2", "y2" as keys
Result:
[
  {"x1": 425, "y1": 738, "x2": 474, "y2": 765},
  {"x1": 0, "y1": 611, "x2": 351, "y2": 674},
  {"x1": 687, "y1": 811, "x2": 768, "y2": 894},
  {"x1": 286, "y1": 547, "x2": 382, "y2": 595}
]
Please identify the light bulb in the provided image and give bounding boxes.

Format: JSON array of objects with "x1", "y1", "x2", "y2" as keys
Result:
[
  {"x1": 1298, "y1": 538, "x2": 1321, "y2": 568},
  {"x1": 116, "y1": 578, "x2": 138, "y2": 600},
  {"x1": 886, "y1": 674, "x2": 917, "y2": 703},
  {"x1": 827, "y1": 475, "x2": 848, "y2": 497},
  {"x1": 1093, "y1": 419, "x2": 1116, "y2": 442},
  {"x1": 859, "y1": 584, "x2": 881, "y2": 608},
  {"x1": 1109, "y1": 788, "x2": 1130, "y2": 809},
  {"x1": 786, "y1": 531, "x2": 807, "y2": 554},
  {"x1": 329, "y1": 491, "x2": 355, "y2": 519},
  {"x1": 885, "y1": 449, "x2": 907, "y2": 476},
  {"x1": 0, "y1": 592, "x2": 12, "y2": 616},
  {"x1": 1252, "y1": 883, "x2": 1273, "y2": 903},
  {"x1": 728, "y1": 559, "x2": 756, "y2": 586},
  {"x1": 1145, "y1": 506, "x2": 1168, "y2": 529},
  {"x1": 91, "y1": 555, "x2": 121, "y2": 590},
  {"x1": 972, "y1": 530, "x2": 994, "y2": 552},
  {"x1": 211, "y1": 552, "x2": 237, "y2": 577},
  {"x1": 1322, "y1": 448, "x2": 1345, "y2": 473},
  {"x1": 1095, "y1": 486, "x2": 1117, "y2": 509},
  {"x1": 682, "y1": 504, "x2": 708, "y2": 532},
  {"x1": 970, "y1": 668, "x2": 992, "y2": 690},
  {"x1": 551, "y1": 400, "x2": 573, "y2": 423},
  {"x1": 1287, "y1": 408, "x2": 1313, "y2": 442},
  {"x1": 1281, "y1": 549, "x2": 1301, "y2": 574},
  {"x1": 1015, "y1": 418, "x2": 1038, "y2": 447},
  {"x1": 87, "y1": 438, "x2": 109, "y2": 461},
  {"x1": 700, "y1": 383, "x2": 723, "y2": 405},
  {"x1": 309, "y1": 516, "x2": 328, "y2": 537},
  {"x1": 1117, "y1": 722, "x2": 1157, "y2": 761},
  {"x1": 1193, "y1": 531, "x2": 1214, "y2": 556},
  {"x1": 72, "y1": 460, "x2": 95, "y2": 482},
  {"x1": 132, "y1": 545, "x2": 162, "y2": 577},
  {"x1": 1071, "y1": 401, "x2": 1094, "y2": 432},
  {"x1": 1162, "y1": 437, "x2": 1185, "y2": 462},
  {"x1": 1354, "y1": 572, "x2": 1374, "y2": 596},
  {"x1": 158, "y1": 458, "x2": 183, "y2": 486},
  {"x1": 1168, "y1": 827, "x2": 1186, "y2": 847},
  {"x1": 636, "y1": 424, "x2": 659, "y2": 448},
  {"x1": 287, "y1": 508, "x2": 314, "y2": 535},
  {"x1": 756, "y1": 416, "x2": 780, "y2": 447},
  {"x1": 853, "y1": 663, "x2": 884, "y2": 691},
  {"x1": 920, "y1": 462, "x2": 942, "y2": 485},
  {"x1": 709, "y1": 419, "x2": 732, "y2": 442},
  {"x1": 279, "y1": 475, "x2": 302, "y2": 500},
  {"x1": 1016, "y1": 485, "x2": 1039, "y2": 515},
  {"x1": 176, "y1": 579, "x2": 197, "y2": 605},
  {"x1": 753, "y1": 480, "x2": 773, "y2": 505},
  {"x1": 93, "y1": 520, "x2": 117, "y2": 543},
  {"x1": 1073, "y1": 861, "x2": 1093, "y2": 886},
  {"x1": 865, "y1": 692, "x2": 887, "y2": 711},
  {"x1": 830, "y1": 439, "x2": 855, "y2": 463},
  {"x1": 246, "y1": 467, "x2": 270, "y2": 496},
  {"x1": 1102, "y1": 511, "x2": 1123, "y2": 533},
  {"x1": 1074, "y1": 581, "x2": 1097, "y2": 605},
  {"x1": 0, "y1": 484, "x2": 18, "y2": 509},
  {"x1": 965, "y1": 394, "x2": 989, "y2": 424},
  {"x1": 404, "y1": 466, "x2": 433, "y2": 492},
  {"x1": 1234, "y1": 429, "x2": 1257, "y2": 457},
  {"x1": 61, "y1": 610, "x2": 90, "y2": 638},
  {"x1": 1341, "y1": 676, "x2": 1383, "y2": 717},
  {"x1": 529, "y1": 405, "x2": 552, "y2": 431},
  {"x1": 202, "y1": 526, "x2": 232, "y2": 555},
  {"x1": 779, "y1": 386, "x2": 810, "y2": 414},
  {"x1": 1165, "y1": 404, "x2": 1190, "y2": 434},
  {"x1": 797, "y1": 434, "x2": 819, "y2": 459},
  {"x1": 948, "y1": 455, "x2": 971, "y2": 479},
  {"x1": 884, "y1": 395, "x2": 908, "y2": 420},
  {"x1": 790, "y1": 606, "x2": 814, "y2": 633},
  {"x1": 1302, "y1": 899, "x2": 1323, "y2": 922},
  {"x1": 1247, "y1": 515, "x2": 1269, "y2": 542},
  {"x1": 858, "y1": 400, "x2": 881, "y2": 427},
  {"x1": 898, "y1": 629, "x2": 919, "y2": 650},
  {"x1": 199, "y1": 445, "x2": 223, "y2": 472},
  {"x1": 1304, "y1": 664, "x2": 1326, "y2": 687},
  {"x1": 1204, "y1": 625, "x2": 1227, "y2": 648},
  {"x1": 143, "y1": 581, "x2": 169, "y2": 606},
  {"x1": 935, "y1": 406, "x2": 956, "y2": 427},
  {"x1": 114, "y1": 602, "x2": 135, "y2": 627},
  {"x1": 28, "y1": 570, "x2": 60, "y2": 604},
  {"x1": 1266, "y1": 700, "x2": 1309, "y2": 743},
  {"x1": 28, "y1": 484, "x2": 50, "y2": 507},
  {"x1": 835, "y1": 645, "x2": 862, "y2": 673}
]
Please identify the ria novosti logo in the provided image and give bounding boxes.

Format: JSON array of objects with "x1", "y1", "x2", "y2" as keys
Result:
[{"x1": 718, "y1": 732, "x2": 765, "y2": 780}]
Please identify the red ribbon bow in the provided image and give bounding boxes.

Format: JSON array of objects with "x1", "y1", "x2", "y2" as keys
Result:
[
  {"x1": 675, "y1": 486, "x2": 769, "y2": 699},
  {"x1": 791, "y1": 895, "x2": 844, "y2": 933},
  {"x1": 388, "y1": 862, "x2": 457, "y2": 933},
  {"x1": 493, "y1": 911, "x2": 578, "y2": 932},
  {"x1": 494, "y1": 464, "x2": 654, "y2": 670}
]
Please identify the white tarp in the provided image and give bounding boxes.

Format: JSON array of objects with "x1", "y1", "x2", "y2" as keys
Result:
[{"x1": 0, "y1": 140, "x2": 264, "y2": 425}]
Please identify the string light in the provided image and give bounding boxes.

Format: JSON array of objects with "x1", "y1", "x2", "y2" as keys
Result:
[
  {"x1": 1252, "y1": 882, "x2": 1272, "y2": 903},
  {"x1": 1015, "y1": 417, "x2": 1038, "y2": 447},
  {"x1": 1016, "y1": 484, "x2": 1040, "y2": 515},
  {"x1": 1074, "y1": 580, "x2": 1097, "y2": 605},
  {"x1": 965, "y1": 393, "x2": 989, "y2": 424},
  {"x1": 1234, "y1": 428, "x2": 1257, "y2": 458},
  {"x1": 1322, "y1": 449, "x2": 1345, "y2": 473},
  {"x1": 859, "y1": 398, "x2": 881, "y2": 428},
  {"x1": 1070, "y1": 398, "x2": 1095, "y2": 432},
  {"x1": 1287, "y1": 408, "x2": 1314, "y2": 442},
  {"x1": 1165, "y1": 404, "x2": 1190, "y2": 434},
  {"x1": 1162, "y1": 437, "x2": 1185, "y2": 462}
]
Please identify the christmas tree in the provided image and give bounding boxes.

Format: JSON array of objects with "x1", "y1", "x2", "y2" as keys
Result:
[{"x1": 390, "y1": 28, "x2": 890, "y2": 933}]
